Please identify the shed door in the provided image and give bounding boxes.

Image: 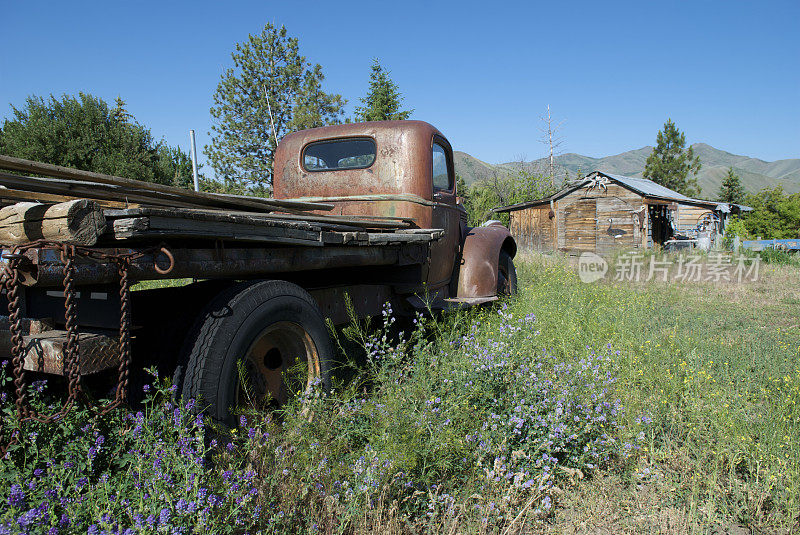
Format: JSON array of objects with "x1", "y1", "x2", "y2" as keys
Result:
[{"x1": 563, "y1": 199, "x2": 597, "y2": 252}]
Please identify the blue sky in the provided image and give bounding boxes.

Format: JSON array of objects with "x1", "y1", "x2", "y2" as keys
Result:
[{"x1": 2, "y1": 0, "x2": 798, "y2": 173}]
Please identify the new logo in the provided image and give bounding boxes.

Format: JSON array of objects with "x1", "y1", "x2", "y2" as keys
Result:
[{"x1": 578, "y1": 252, "x2": 608, "y2": 283}]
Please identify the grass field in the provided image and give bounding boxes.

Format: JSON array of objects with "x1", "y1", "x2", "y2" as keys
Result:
[
  {"x1": 515, "y1": 253, "x2": 800, "y2": 533},
  {"x1": 1, "y1": 253, "x2": 798, "y2": 533}
]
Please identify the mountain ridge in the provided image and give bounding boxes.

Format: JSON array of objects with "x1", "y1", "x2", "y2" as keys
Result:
[{"x1": 454, "y1": 144, "x2": 800, "y2": 197}]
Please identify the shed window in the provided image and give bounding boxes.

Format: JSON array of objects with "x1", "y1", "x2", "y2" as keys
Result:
[{"x1": 302, "y1": 138, "x2": 376, "y2": 171}]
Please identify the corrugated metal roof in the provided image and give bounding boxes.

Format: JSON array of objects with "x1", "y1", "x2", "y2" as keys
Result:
[
  {"x1": 598, "y1": 173, "x2": 693, "y2": 201},
  {"x1": 493, "y1": 171, "x2": 739, "y2": 213}
]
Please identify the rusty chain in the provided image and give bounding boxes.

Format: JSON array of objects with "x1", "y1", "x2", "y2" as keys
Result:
[
  {"x1": 0, "y1": 240, "x2": 172, "y2": 455},
  {"x1": 92, "y1": 256, "x2": 132, "y2": 416}
]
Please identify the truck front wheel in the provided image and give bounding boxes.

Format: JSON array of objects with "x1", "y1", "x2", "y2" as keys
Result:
[{"x1": 179, "y1": 280, "x2": 332, "y2": 426}]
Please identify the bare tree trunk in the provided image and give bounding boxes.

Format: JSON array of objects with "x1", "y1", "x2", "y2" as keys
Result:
[{"x1": 539, "y1": 105, "x2": 564, "y2": 189}]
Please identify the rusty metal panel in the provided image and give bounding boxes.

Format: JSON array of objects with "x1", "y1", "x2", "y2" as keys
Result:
[
  {"x1": 273, "y1": 121, "x2": 445, "y2": 228},
  {"x1": 428, "y1": 192, "x2": 462, "y2": 290},
  {"x1": 456, "y1": 224, "x2": 515, "y2": 298}
]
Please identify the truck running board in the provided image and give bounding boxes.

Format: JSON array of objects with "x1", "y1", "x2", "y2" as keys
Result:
[{"x1": 444, "y1": 296, "x2": 499, "y2": 306}]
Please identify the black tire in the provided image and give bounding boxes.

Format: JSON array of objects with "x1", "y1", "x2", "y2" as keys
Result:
[
  {"x1": 179, "y1": 280, "x2": 333, "y2": 427},
  {"x1": 497, "y1": 251, "x2": 518, "y2": 296}
]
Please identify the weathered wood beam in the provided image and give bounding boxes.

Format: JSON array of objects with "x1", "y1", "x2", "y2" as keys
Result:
[
  {"x1": 105, "y1": 214, "x2": 442, "y2": 247},
  {"x1": 104, "y1": 206, "x2": 415, "y2": 230},
  {"x1": 109, "y1": 216, "x2": 326, "y2": 246},
  {"x1": 0, "y1": 199, "x2": 106, "y2": 246}
]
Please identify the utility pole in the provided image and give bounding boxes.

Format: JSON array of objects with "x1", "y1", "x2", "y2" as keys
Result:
[{"x1": 189, "y1": 129, "x2": 200, "y2": 192}]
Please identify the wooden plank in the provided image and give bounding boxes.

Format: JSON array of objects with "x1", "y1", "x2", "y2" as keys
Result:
[
  {"x1": 676, "y1": 205, "x2": 713, "y2": 232},
  {"x1": 110, "y1": 214, "x2": 441, "y2": 247},
  {"x1": 0, "y1": 172, "x2": 206, "y2": 210},
  {"x1": 0, "y1": 187, "x2": 133, "y2": 209},
  {"x1": 146, "y1": 215, "x2": 322, "y2": 242},
  {"x1": 105, "y1": 206, "x2": 415, "y2": 231},
  {"x1": 109, "y1": 216, "x2": 324, "y2": 246},
  {"x1": 0, "y1": 154, "x2": 333, "y2": 213},
  {"x1": 366, "y1": 232, "x2": 443, "y2": 245},
  {"x1": 563, "y1": 198, "x2": 597, "y2": 251},
  {"x1": 104, "y1": 206, "x2": 320, "y2": 231},
  {"x1": 0, "y1": 200, "x2": 105, "y2": 246},
  {"x1": 110, "y1": 226, "x2": 326, "y2": 247}
]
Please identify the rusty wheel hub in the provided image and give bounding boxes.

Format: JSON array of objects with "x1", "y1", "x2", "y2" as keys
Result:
[{"x1": 238, "y1": 321, "x2": 321, "y2": 407}]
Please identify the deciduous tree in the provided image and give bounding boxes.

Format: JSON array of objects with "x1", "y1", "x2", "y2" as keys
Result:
[
  {"x1": 643, "y1": 119, "x2": 702, "y2": 197},
  {"x1": 0, "y1": 93, "x2": 194, "y2": 188},
  {"x1": 205, "y1": 24, "x2": 345, "y2": 193},
  {"x1": 743, "y1": 187, "x2": 800, "y2": 239},
  {"x1": 465, "y1": 168, "x2": 556, "y2": 226}
]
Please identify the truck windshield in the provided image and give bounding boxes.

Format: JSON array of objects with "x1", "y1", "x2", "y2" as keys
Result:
[{"x1": 302, "y1": 138, "x2": 376, "y2": 171}]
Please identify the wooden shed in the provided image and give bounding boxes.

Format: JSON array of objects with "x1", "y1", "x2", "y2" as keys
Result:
[{"x1": 493, "y1": 171, "x2": 748, "y2": 254}]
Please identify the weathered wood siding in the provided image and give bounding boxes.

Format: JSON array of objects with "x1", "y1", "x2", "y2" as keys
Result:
[
  {"x1": 557, "y1": 184, "x2": 645, "y2": 254},
  {"x1": 675, "y1": 204, "x2": 713, "y2": 234},
  {"x1": 509, "y1": 205, "x2": 555, "y2": 252},
  {"x1": 561, "y1": 198, "x2": 597, "y2": 252}
]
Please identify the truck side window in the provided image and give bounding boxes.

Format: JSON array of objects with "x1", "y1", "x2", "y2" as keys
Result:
[{"x1": 432, "y1": 143, "x2": 452, "y2": 192}]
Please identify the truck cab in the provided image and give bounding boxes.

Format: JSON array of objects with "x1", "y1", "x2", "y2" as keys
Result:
[{"x1": 273, "y1": 120, "x2": 516, "y2": 300}]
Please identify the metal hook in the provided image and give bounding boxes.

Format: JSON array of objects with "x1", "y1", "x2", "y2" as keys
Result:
[{"x1": 154, "y1": 247, "x2": 175, "y2": 275}]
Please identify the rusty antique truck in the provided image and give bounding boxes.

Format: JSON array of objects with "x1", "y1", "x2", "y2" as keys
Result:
[{"x1": 0, "y1": 120, "x2": 516, "y2": 425}]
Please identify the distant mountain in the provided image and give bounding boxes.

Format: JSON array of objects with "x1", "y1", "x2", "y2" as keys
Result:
[
  {"x1": 453, "y1": 151, "x2": 500, "y2": 186},
  {"x1": 454, "y1": 144, "x2": 800, "y2": 198}
]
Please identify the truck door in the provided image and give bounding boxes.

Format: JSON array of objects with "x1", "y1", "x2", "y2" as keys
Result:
[{"x1": 428, "y1": 137, "x2": 461, "y2": 292}]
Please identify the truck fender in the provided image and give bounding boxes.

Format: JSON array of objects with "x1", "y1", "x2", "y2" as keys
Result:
[{"x1": 455, "y1": 222, "x2": 517, "y2": 298}]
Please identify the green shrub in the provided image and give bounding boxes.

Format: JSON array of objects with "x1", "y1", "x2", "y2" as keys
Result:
[{"x1": 757, "y1": 247, "x2": 800, "y2": 265}]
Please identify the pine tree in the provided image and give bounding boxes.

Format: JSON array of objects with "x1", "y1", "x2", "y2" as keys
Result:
[
  {"x1": 643, "y1": 119, "x2": 702, "y2": 197},
  {"x1": 204, "y1": 24, "x2": 345, "y2": 193},
  {"x1": 717, "y1": 167, "x2": 745, "y2": 204},
  {"x1": 354, "y1": 59, "x2": 412, "y2": 122},
  {"x1": 455, "y1": 174, "x2": 469, "y2": 199},
  {"x1": 290, "y1": 64, "x2": 346, "y2": 132},
  {"x1": 110, "y1": 96, "x2": 133, "y2": 123}
]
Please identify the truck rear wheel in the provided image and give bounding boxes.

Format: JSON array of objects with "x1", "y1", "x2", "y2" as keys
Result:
[
  {"x1": 497, "y1": 251, "x2": 518, "y2": 296},
  {"x1": 179, "y1": 280, "x2": 332, "y2": 426}
]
